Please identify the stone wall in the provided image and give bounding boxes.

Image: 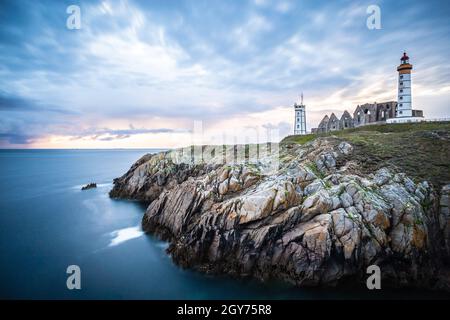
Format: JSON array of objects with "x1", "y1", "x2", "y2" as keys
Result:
[{"x1": 313, "y1": 101, "x2": 399, "y2": 134}]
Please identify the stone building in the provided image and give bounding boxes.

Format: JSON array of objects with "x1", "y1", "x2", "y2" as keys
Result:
[
  {"x1": 315, "y1": 101, "x2": 398, "y2": 133},
  {"x1": 340, "y1": 110, "x2": 354, "y2": 129},
  {"x1": 316, "y1": 115, "x2": 329, "y2": 133},
  {"x1": 326, "y1": 113, "x2": 340, "y2": 132},
  {"x1": 352, "y1": 101, "x2": 397, "y2": 126},
  {"x1": 377, "y1": 101, "x2": 397, "y2": 121}
]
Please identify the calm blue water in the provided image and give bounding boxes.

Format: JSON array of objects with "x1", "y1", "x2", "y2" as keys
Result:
[{"x1": 0, "y1": 149, "x2": 447, "y2": 299}]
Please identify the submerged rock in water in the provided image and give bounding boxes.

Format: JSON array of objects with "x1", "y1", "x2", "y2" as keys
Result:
[
  {"x1": 109, "y1": 138, "x2": 450, "y2": 290},
  {"x1": 81, "y1": 183, "x2": 97, "y2": 190}
]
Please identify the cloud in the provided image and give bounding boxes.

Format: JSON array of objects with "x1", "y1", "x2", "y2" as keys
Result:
[
  {"x1": 0, "y1": 0, "x2": 450, "y2": 148},
  {"x1": 232, "y1": 14, "x2": 272, "y2": 49},
  {"x1": 0, "y1": 92, "x2": 76, "y2": 114},
  {"x1": 0, "y1": 133, "x2": 34, "y2": 145},
  {"x1": 275, "y1": 1, "x2": 292, "y2": 13},
  {"x1": 73, "y1": 126, "x2": 190, "y2": 141},
  {"x1": 253, "y1": 0, "x2": 269, "y2": 7}
]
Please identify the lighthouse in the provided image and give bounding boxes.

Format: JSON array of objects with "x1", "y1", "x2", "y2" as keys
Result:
[
  {"x1": 294, "y1": 93, "x2": 307, "y2": 135},
  {"x1": 396, "y1": 52, "x2": 413, "y2": 117},
  {"x1": 387, "y1": 52, "x2": 424, "y2": 123}
]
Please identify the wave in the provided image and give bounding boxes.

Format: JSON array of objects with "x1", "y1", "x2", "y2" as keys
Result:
[{"x1": 108, "y1": 226, "x2": 144, "y2": 247}]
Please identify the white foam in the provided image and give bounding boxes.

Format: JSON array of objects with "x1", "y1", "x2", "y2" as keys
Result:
[
  {"x1": 96, "y1": 183, "x2": 112, "y2": 188},
  {"x1": 108, "y1": 226, "x2": 144, "y2": 247}
]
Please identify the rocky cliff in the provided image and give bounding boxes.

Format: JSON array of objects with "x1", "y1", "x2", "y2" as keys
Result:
[{"x1": 110, "y1": 122, "x2": 450, "y2": 290}]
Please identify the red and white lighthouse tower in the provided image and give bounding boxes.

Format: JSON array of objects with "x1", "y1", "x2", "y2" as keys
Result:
[
  {"x1": 387, "y1": 51, "x2": 424, "y2": 123},
  {"x1": 396, "y1": 52, "x2": 413, "y2": 117}
]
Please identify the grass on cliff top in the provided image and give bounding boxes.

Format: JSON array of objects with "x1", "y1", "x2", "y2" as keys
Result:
[{"x1": 281, "y1": 121, "x2": 450, "y2": 188}]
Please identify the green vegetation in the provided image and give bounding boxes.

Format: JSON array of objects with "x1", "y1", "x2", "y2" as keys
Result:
[
  {"x1": 282, "y1": 121, "x2": 450, "y2": 188},
  {"x1": 281, "y1": 133, "x2": 317, "y2": 145},
  {"x1": 306, "y1": 162, "x2": 325, "y2": 179},
  {"x1": 323, "y1": 179, "x2": 333, "y2": 189}
]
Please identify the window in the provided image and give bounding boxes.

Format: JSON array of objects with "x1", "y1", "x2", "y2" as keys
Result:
[
  {"x1": 400, "y1": 96, "x2": 403, "y2": 100},
  {"x1": 400, "y1": 103, "x2": 403, "y2": 107},
  {"x1": 400, "y1": 75, "x2": 403, "y2": 79},
  {"x1": 399, "y1": 111, "x2": 403, "y2": 114},
  {"x1": 400, "y1": 82, "x2": 403, "y2": 85},
  {"x1": 400, "y1": 89, "x2": 403, "y2": 93}
]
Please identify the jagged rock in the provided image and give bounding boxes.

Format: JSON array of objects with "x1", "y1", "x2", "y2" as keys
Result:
[
  {"x1": 316, "y1": 153, "x2": 336, "y2": 173},
  {"x1": 338, "y1": 141, "x2": 353, "y2": 155},
  {"x1": 331, "y1": 208, "x2": 361, "y2": 260},
  {"x1": 374, "y1": 168, "x2": 392, "y2": 186},
  {"x1": 218, "y1": 167, "x2": 230, "y2": 182},
  {"x1": 110, "y1": 137, "x2": 450, "y2": 290},
  {"x1": 81, "y1": 182, "x2": 97, "y2": 190},
  {"x1": 339, "y1": 192, "x2": 353, "y2": 208},
  {"x1": 301, "y1": 190, "x2": 333, "y2": 222},
  {"x1": 218, "y1": 179, "x2": 229, "y2": 195},
  {"x1": 440, "y1": 184, "x2": 450, "y2": 257},
  {"x1": 228, "y1": 176, "x2": 241, "y2": 193}
]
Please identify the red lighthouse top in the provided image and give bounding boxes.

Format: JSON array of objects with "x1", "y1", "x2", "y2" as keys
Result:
[{"x1": 401, "y1": 52, "x2": 409, "y2": 62}]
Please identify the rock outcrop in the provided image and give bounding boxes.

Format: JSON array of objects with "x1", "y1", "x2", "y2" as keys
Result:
[
  {"x1": 81, "y1": 182, "x2": 97, "y2": 190},
  {"x1": 110, "y1": 138, "x2": 450, "y2": 289}
]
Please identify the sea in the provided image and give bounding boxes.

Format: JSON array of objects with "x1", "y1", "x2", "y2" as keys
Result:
[{"x1": 0, "y1": 149, "x2": 447, "y2": 299}]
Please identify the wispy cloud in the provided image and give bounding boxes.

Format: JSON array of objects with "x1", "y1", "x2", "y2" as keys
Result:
[
  {"x1": 72, "y1": 126, "x2": 190, "y2": 141},
  {"x1": 0, "y1": 0, "x2": 449, "y2": 148}
]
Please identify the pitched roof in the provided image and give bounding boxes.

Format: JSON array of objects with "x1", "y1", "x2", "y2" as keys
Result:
[
  {"x1": 340, "y1": 110, "x2": 352, "y2": 120},
  {"x1": 318, "y1": 115, "x2": 329, "y2": 127},
  {"x1": 329, "y1": 113, "x2": 338, "y2": 121}
]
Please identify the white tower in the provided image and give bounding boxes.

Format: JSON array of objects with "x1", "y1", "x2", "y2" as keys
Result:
[
  {"x1": 294, "y1": 93, "x2": 307, "y2": 135},
  {"x1": 396, "y1": 52, "x2": 413, "y2": 117}
]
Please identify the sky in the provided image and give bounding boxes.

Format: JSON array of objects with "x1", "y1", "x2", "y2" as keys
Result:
[{"x1": 0, "y1": 0, "x2": 449, "y2": 148}]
